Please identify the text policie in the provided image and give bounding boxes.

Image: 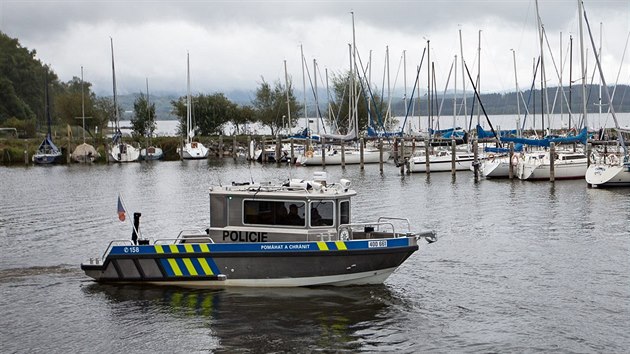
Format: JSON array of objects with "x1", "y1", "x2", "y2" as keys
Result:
[{"x1": 223, "y1": 230, "x2": 268, "y2": 242}]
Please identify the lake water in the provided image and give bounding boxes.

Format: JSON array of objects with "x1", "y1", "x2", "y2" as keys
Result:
[{"x1": 1, "y1": 160, "x2": 629, "y2": 352}]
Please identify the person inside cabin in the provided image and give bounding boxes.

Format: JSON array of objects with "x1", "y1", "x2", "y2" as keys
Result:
[
  {"x1": 286, "y1": 204, "x2": 303, "y2": 225},
  {"x1": 311, "y1": 208, "x2": 323, "y2": 226},
  {"x1": 276, "y1": 204, "x2": 288, "y2": 225}
]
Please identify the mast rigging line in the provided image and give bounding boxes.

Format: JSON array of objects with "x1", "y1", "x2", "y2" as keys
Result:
[{"x1": 464, "y1": 62, "x2": 500, "y2": 144}]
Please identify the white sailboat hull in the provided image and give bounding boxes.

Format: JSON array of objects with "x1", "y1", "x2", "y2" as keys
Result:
[
  {"x1": 516, "y1": 151, "x2": 587, "y2": 180},
  {"x1": 408, "y1": 152, "x2": 475, "y2": 173},
  {"x1": 585, "y1": 161, "x2": 630, "y2": 187},
  {"x1": 481, "y1": 157, "x2": 512, "y2": 178},
  {"x1": 297, "y1": 149, "x2": 388, "y2": 166},
  {"x1": 181, "y1": 142, "x2": 209, "y2": 159},
  {"x1": 109, "y1": 143, "x2": 140, "y2": 163}
]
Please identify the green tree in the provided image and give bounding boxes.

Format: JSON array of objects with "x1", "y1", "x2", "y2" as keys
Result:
[
  {"x1": 327, "y1": 70, "x2": 383, "y2": 135},
  {"x1": 251, "y1": 77, "x2": 301, "y2": 136},
  {"x1": 93, "y1": 96, "x2": 118, "y2": 137},
  {"x1": 172, "y1": 93, "x2": 236, "y2": 137},
  {"x1": 54, "y1": 76, "x2": 98, "y2": 134},
  {"x1": 0, "y1": 32, "x2": 58, "y2": 125},
  {"x1": 231, "y1": 105, "x2": 255, "y2": 135},
  {"x1": 130, "y1": 93, "x2": 156, "y2": 137}
]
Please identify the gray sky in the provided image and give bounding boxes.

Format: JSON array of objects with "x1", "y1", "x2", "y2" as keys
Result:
[{"x1": 1, "y1": 0, "x2": 628, "y2": 97}]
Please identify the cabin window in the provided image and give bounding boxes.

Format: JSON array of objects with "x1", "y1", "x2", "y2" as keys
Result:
[
  {"x1": 339, "y1": 200, "x2": 350, "y2": 225},
  {"x1": 243, "y1": 200, "x2": 305, "y2": 227},
  {"x1": 310, "y1": 200, "x2": 334, "y2": 227}
]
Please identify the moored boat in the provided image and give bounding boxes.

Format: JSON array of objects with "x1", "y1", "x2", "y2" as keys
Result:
[
  {"x1": 81, "y1": 173, "x2": 437, "y2": 288},
  {"x1": 408, "y1": 148, "x2": 476, "y2": 173}
]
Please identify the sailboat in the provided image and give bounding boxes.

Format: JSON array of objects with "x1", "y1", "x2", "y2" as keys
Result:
[
  {"x1": 511, "y1": 0, "x2": 588, "y2": 180},
  {"x1": 583, "y1": 1, "x2": 630, "y2": 187},
  {"x1": 297, "y1": 14, "x2": 389, "y2": 166},
  {"x1": 140, "y1": 78, "x2": 163, "y2": 160},
  {"x1": 179, "y1": 53, "x2": 209, "y2": 160},
  {"x1": 108, "y1": 38, "x2": 140, "y2": 163},
  {"x1": 71, "y1": 66, "x2": 100, "y2": 163},
  {"x1": 408, "y1": 44, "x2": 474, "y2": 173},
  {"x1": 33, "y1": 74, "x2": 62, "y2": 164}
]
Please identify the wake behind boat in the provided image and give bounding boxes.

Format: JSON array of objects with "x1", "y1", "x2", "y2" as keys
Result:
[{"x1": 81, "y1": 173, "x2": 437, "y2": 288}]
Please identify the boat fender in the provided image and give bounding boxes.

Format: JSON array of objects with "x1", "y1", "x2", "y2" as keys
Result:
[
  {"x1": 488, "y1": 153, "x2": 495, "y2": 162},
  {"x1": 511, "y1": 154, "x2": 519, "y2": 166},
  {"x1": 306, "y1": 149, "x2": 313, "y2": 158}
]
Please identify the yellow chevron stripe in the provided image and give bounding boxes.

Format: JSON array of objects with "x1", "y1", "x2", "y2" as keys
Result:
[
  {"x1": 182, "y1": 258, "x2": 197, "y2": 276},
  {"x1": 335, "y1": 241, "x2": 347, "y2": 250},
  {"x1": 154, "y1": 245, "x2": 164, "y2": 254},
  {"x1": 169, "y1": 244, "x2": 179, "y2": 253},
  {"x1": 198, "y1": 258, "x2": 214, "y2": 275},
  {"x1": 168, "y1": 258, "x2": 182, "y2": 276},
  {"x1": 199, "y1": 244, "x2": 210, "y2": 253},
  {"x1": 184, "y1": 244, "x2": 194, "y2": 253},
  {"x1": 317, "y1": 241, "x2": 329, "y2": 251}
]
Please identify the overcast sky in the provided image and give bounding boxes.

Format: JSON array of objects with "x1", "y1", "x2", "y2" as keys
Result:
[{"x1": 1, "y1": 0, "x2": 628, "y2": 98}]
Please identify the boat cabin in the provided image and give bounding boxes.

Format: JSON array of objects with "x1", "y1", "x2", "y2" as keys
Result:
[{"x1": 206, "y1": 176, "x2": 355, "y2": 243}]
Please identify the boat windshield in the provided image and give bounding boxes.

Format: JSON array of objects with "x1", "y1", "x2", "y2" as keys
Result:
[
  {"x1": 244, "y1": 200, "x2": 305, "y2": 227},
  {"x1": 310, "y1": 200, "x2": 334, "y2": 227}
]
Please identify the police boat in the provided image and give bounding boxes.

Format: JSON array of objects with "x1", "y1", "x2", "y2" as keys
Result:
[{"x1": 81, "y1": 173, "x2": 437, "y2": 288}]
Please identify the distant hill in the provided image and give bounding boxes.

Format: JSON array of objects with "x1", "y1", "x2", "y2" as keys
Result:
[{"x1": 113, "y1": 84, "x2": 630, "y2": 121}]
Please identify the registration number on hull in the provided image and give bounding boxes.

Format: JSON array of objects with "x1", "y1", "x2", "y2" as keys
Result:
[{"x1": 368, "y1": 240, "x2": 387, "y2": 248}]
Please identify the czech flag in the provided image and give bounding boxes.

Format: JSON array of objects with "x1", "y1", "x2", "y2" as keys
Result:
[{"x1": 117, "y1": 195, "x2": 126, "y2": 222}]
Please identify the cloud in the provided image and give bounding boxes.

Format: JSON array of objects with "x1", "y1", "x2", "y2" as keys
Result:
[{"x1": 2, "y1": 0, "x2": 629, "y2": 96}]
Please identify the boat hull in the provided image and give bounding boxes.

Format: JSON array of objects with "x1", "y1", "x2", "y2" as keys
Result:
[
  {"x1": 297, "y1": 150, "x2": 389, "y2": 166},
  {"x1": 408, "y1": 154, "x2": 475, "y2": 172},
  {"x1": 585, "y1": 162, "x2": 630, "y2": 187},
  {"x1": 517, "y1": 160, "x2": 587, "y2": 180},
  {"x1": 109, "y1": 143, "x2": 140, "y2": 163},
  {"x1": 180, "y1": 142, "x2": 209, "y2": 159},
  {"x1": 32, "y1": 152, "x2": 62, "y2": 164},
  {"x1": 81, "y1": 238, "x2": 418, "y2": 288},
  {"x1": 141, "y1": 147, "x2": 164, "y2": 160},
  {"x1": 480, "y1": 159, "x2": 511, "y2": 178}
]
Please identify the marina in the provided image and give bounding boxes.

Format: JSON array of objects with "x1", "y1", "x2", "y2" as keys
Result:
[{"x1": 1, "y1": 160, "x2": 629, "y2": 352}]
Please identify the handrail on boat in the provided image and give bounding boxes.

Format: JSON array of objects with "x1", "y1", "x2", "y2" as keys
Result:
[
  {"x1": 101, "y1": 239, "x2": 134, "y2": 261},
  {"x1": 377, "y1": 217, "x2": 412, "y2": 233},
  {"x1": 154, "y1": 237, "x2": 215, "y2": 245},
  {"x1": 338, "y1": 221, "x2": 397, "y2": 240}
]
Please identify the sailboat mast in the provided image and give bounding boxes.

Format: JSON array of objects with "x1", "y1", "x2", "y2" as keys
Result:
[
  {"x1": 146, "y1": 77, "x2": 151, "y2": 144},
  {"x1": 313, "y1": 59, "x2": 320, "y2": 134},
  {"x1": 351, "y1": 11, "x2": 358, "y2": 136},
  {"x1": 110, "y1": 38, "x2": 119, "y2": 130},
  {"x1": 45, "y1": 73, "x2": 51, "y2": 137},
  {"x1": 476, "y1": 30, "x2": 481, "y2": 127},
  {"x1": 386, "y1": 46, "x2": 391, "y2": 129},
  {"x1": 577, "y1": 0, "x2": 588, "y2": 129},
  {"x1": 511, "y1": 50, "x2": 522, "y2": 136},
  {"x1": 534, "y1": 0, "x2": 546, "y2": 134},
  {"x1": 569, "y1": 35, "x2": 573, "y2": 130},
  {"x1": 300, "y1": 44, "x2": 307, "y2": 133},
  {"x1": 81, "y1": 66, "x2": 86, "y2": 144},
  {"x1": 427, "y1": 40, "x2": 431, "y2": 139},
  {"x1": 284, "y1": 59, "x2": 291, "y2": 134},
  {"x1": 453, "y1": 55, "x2": 457, "y2": 130},
  {"x1": 187, "y1": 52, "x2": 192, "y2": 144},
  {"x1": 403, "y1": 50, "x2": 408, "y2": 121},
  {"x1": 459, "y1": 29, "x2": 467, "y2": 129}
]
